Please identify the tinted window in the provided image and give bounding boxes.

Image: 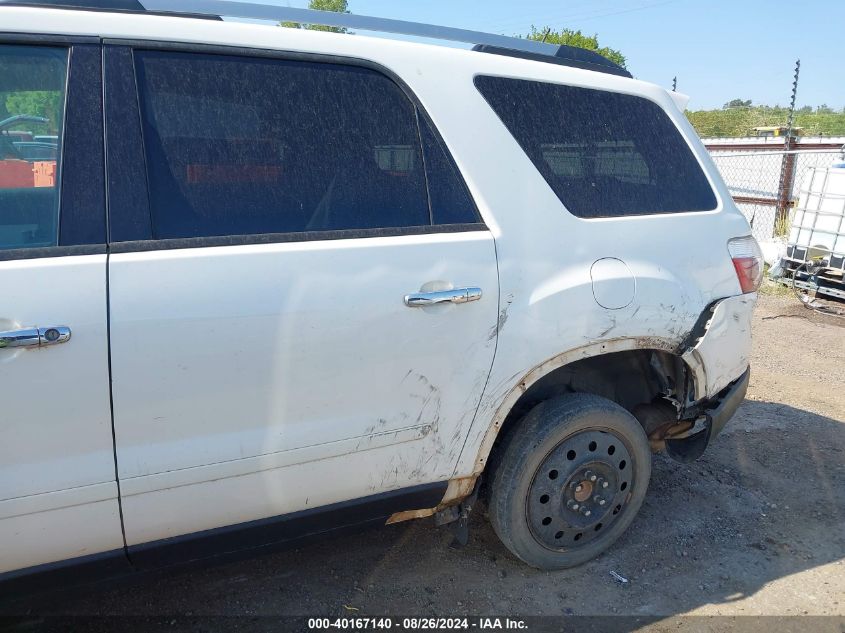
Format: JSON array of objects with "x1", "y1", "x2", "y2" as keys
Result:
[
  {"x1": 0, "y1": 45, "x2": 67, "y2": 250},
  {"x1": 135, "y1": 51, "x2": 435, "y2": 239},
  {"x1": 419, "y1": 116, "x2": 479, "y2": 225},
  {"x1": 475, "y1": 76, "x2": 717, "y2": 218}
]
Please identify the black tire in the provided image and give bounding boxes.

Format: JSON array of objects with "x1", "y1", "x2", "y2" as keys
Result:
[{"x1": 488, "y1": 393, "x2": 651, "y2": 569}]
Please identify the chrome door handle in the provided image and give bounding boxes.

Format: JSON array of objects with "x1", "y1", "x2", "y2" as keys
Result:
[
  {"x1": 0, "y1": 326, "x2": 71, "y2": 349},
  {"x1": 404, "y1": 287, "x2": 482, "y2": 307}
]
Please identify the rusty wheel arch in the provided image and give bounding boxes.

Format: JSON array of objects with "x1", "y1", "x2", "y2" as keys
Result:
[{"x1": 471, "y1": 337, "x2": 699, "y2": 477}]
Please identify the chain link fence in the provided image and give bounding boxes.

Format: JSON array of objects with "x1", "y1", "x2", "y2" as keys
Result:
[{"x1": 705, "y1": 139, "x2": 845, "y2": 242}]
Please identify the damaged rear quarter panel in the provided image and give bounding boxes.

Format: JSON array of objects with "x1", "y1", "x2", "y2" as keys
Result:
[
  {"x1": 682, "y1": 293, "x2": 756, "y2": 399},
  {"x1": 440, "y1": 195, "x2": 750, "y2": 482}
]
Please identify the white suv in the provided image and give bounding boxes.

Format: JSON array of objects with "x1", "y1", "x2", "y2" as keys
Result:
[{"x1": 0, "y1": 1, "x2": 760, "y2": 591}]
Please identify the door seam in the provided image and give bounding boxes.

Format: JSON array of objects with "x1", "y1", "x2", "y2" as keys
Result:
[
  {"x1": 450, "y1": 232, "x2": 503, "y2": 477},
  {"x1": 101, "y1": 41, "x2": 131, "y2": 564}
]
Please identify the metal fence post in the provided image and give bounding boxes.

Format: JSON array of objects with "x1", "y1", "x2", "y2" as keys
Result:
[
  {"x1": 775, "y1": 136, "x2": 797, "y2": 231},
  {"x1": 775, "y1": 59, "x2": 801, "y2": 233}
]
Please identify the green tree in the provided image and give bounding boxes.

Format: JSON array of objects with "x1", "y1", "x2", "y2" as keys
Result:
[
  {"x1": 4, "y1": 90, "x2": 63, "y2": 134},
  {"x1": 526, "y1": 26, "x2": 626, "y2": 69},
  {"x1": 280, "y1": 0, "x2": 349, "y2": 33},
  {"x1": 723, "y1": 98, "x2": 752, "y2": 109}
]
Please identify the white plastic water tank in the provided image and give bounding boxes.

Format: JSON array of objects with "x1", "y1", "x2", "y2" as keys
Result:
[{"x1": 789, "y1": 166, "x2": 845, "y2": 260}]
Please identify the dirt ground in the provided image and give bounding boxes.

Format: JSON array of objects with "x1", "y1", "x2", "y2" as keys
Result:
[{"x1": 3, "y1": 292, "x2": 844, "y2": 627}]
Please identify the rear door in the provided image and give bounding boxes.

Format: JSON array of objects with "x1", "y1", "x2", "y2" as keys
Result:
[
  {"x1": 104, "y1": 44, "x2": 499, "y2": 550},
  {"x1": 0, "y1": 40, "x2": 124, "y2": 575}
]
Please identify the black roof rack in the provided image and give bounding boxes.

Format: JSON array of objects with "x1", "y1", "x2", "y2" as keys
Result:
[{"x1": 0, "y1": 0, "x2": 632, "y2": 78}]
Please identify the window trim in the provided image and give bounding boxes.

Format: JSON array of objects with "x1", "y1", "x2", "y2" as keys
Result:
[
  {"x1": 473, "y1": 73, "x2": 723, "y2": 220},
  {"x1": 108, "y1": 223, "x2": 487, "y2": 254},
  {"x1": 103, "y1": 38, "x2": 485, "y2": 251},
  {"x1": 0, "y1": 243, "x2": 105, "y2": 262},
  {"x1": 0, "y1": 33, "x2": 99, "y2": 46}
]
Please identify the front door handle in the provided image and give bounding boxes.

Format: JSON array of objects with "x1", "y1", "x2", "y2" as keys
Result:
[
  {"x1": 0, "y1": 326, "x2": 71, "y2": 349},
  {"x1": 404, "y1": 287, "x2": 482, "y2": 308}
]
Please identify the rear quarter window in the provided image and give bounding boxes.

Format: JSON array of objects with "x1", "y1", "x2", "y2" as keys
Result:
[{"x1": 474, "y1": 76, "x2": 717, "y2": 218}]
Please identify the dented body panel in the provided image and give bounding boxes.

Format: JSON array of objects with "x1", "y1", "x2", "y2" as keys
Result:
[
  {"x1": 682, "y1": 294, "x2": 756, "y2": 399},
  {"x1": 389, "y1": 289, "x2": 755, "y2": 520},
  {"x1": 457, "y1": 293, "x2": 754, "y2": 481}
]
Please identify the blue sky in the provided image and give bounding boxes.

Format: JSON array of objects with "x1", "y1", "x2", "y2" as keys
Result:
[{"x1": 272, "y1": 0, "x2": 845, "y2": 110}]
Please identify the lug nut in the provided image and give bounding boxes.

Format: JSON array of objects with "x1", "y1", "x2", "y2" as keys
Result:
[
  {"x1": 597, "y1": 498, "x2": 607, "y2": 506},
  {"x1": 602, "y1": 481, "x2": 609, "y2": 488},
  {"x1": 580, "y1": 507, "x2": 592, "y2": 517},
  {"x1": 567, "y1": 500, "x2": 580, "y2": 511}
]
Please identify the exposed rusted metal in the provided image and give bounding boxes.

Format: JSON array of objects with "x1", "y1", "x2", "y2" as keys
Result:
[
  {"x1": 732, "y1": 195, "x2": 783, "y2": 207},
  {"x1": 647, "y1": 420, "x2": 693, "y2": 452},
  {"x1": 385, "y1": 475, "x2": 478, "y2": 525},
  {"x1": 385, "y1": 507, "x2": 435, "y2": 524},
  {"x1": 473, "y1": 336, "x2": 688, "y2": 474},
  {"x1": 440, "y1": 475, "x2": 478, "y2": 504},
  {"x1": 633, "y1": 399, "x2": 681, "y2": 452},
  {"x1": 649, "y1": 419, "x2": 694, "y2": 440},
  {"x1": 573, "y1": 480, "x2": 593, "y2": 502},
  {"x1": 704, "y1": 142, "x2": 844, "y2": 152},
  {"x1": 776, "y1": 135, "x2": 798, "y2": 223}
]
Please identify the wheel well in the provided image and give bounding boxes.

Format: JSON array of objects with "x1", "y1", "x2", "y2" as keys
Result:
[{"x1": 489, "y1": 349, "x2": 688, "y2": 467}]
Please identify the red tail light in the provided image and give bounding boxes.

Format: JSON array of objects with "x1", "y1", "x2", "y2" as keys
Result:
[{"x1": 728, "y1": 236, "x2": 764, "y2": 294}]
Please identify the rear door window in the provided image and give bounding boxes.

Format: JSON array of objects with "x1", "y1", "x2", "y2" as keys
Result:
[
  {"x1": 133, "y1": 51, "x2": 479, "y2": 240},
  {"x1": 475, "y1": 76, "x2": 717, "y2": 218},
  {"x1": 0, "y1": 45, "x2": 67, "y2": 249},
  {"x1": 419, "y1": 115, "x2": 479, "y2": 226}
]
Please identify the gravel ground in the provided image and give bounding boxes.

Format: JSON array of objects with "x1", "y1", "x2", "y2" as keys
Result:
[{"x1": 3, "y1": 293, "x2": 844, "y2": 628}]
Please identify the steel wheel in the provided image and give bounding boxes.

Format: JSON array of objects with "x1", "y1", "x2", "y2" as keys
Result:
[
  {"x1": 527, "y1": 429, "x2": 633, "y2": 550},
  {"x1": 488, "y1": 393, "x2": 651, "y2": 569}
]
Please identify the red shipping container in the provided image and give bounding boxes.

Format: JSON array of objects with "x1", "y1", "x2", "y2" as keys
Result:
[{"x1": 0, "y1": 160, "x2": 35, "y2": 188}]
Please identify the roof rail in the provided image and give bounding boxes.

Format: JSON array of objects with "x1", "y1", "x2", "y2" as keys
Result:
[
  {"x1": 0, "y1": 0, "x2": 632, "y2": 78},
  {"x1": 0, "y1": 0, "x2": 146, "y2": 10}
]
